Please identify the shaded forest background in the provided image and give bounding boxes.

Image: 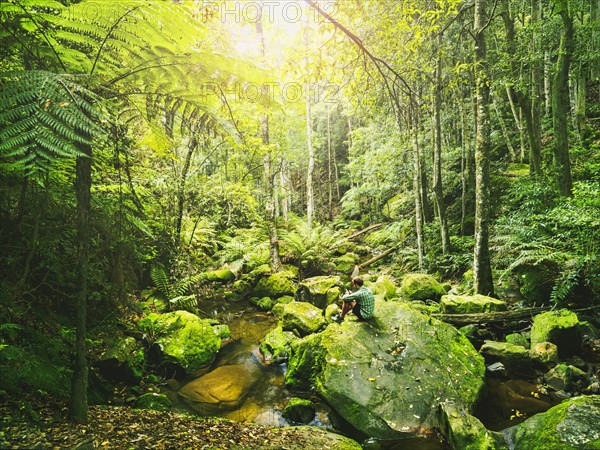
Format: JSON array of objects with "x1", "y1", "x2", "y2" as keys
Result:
[{"x1": 0, "y1": 0, "x2": 598, "y2": 422}]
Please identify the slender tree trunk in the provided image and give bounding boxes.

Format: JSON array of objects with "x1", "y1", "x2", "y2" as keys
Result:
[
  {"x1": 552, "y1": 0, "x2": 574, "y2": 196},
  {"x1": 280, "y1": 161, "x2": 289, "y2": 228},
  {"x1": 175, "y1": 137, "x2": 197, "y2": 245},
  {"x1": 70, "y1": 143, "x2": 92, "y2": 423},
  {"x1": 306, "y1": 91, "x2": 315, "y2": 227},
  {"x1": 492, "y1": 95, "x2": 517, "y2": 161},
  {"x1": 531, "y1": 0, "x2": 544, "y2": 169},
  {"x1": 433, "y1": 32, "x2": 450, "y2": 253},
  {"x1": 256, "y1": 18, "x2": 283, "y2": 271},
  {"x1": 411, "y1": 107, "x2": 425, "y2": 269},
  {"x1": 544, "y1": 51, "x2": 553, "y2": 115},
  {"x1": 473, "y1": 0, "x2": 494, "y2": 296},
  {"x1": 505, "y1": 86, "x2": 527, "y2": 162},
  {"x1": 327, "y1": 106, "x2": 333, "y2": 220}
]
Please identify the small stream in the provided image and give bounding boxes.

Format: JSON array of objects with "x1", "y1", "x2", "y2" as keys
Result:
[{"x1": 160, "y1": 301, "x2": 560, "y2": 449}]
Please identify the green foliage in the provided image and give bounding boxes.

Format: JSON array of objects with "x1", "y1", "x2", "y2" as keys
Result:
[
  {"x1": 280, "y1": 220, "x2": 345, "y2": 277},
  {"x1": 149, "y1": 264, "x2": 202, "y2": 312},
  {"x1": 0, "y1": 70, "x2": 102, "y2": 175},
  {"x1": 494, "y1": 178, "x2": 600, "y2": 305}
]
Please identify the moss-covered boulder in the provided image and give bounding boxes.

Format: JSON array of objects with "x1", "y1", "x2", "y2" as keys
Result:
[
  {"x1": 259, "y1": 324, "x2": 299, "y2": 363},
  {"x1": 530, "y1": 309, "x2": 581, "y2": 358},
  {"x1": 438, "y1": 402, "x2": 508, "y2": 450},
  {"x1": 179, "y1": 360, "x2": 262, "y2": 414},
  {"x1": 135, "y1": 392, "x2": 172, "y2": 412},
  {"x1": 203, "y1": 269, "x2": 235, "y2": 283},
  {"x1": 440, "y1": 294, "x2": 507, "y2": 314},
  {"x1": 253, "y1": 271, "x2": 296, "y2": 299},
  {"x1": 282, "y1": 302, "x2": 326, "y2": 337},
  {"x1": 138, "y1": 310, "x2": 225, "y2": 373},
  {"x1": 398, "y1": 273, "x2": 446, "y2": 301},
  {"x1": 370, "y1": 274, "x2": 398, "y2": 301},
  {"x1": 505, "y1": 395, "x2": 600, "y2": 449},
  {"x1": 97, "y1": 336, "x2": 145, "y2": 385},
  {"x1": 530, "y1": 342, "x2": 559, "y2": 368},
  {"x1": 286, "y1": 427, "x2": 362, "y2": 450},
  {"x1": 479, "y1": 341, "x2": 534, "y2": 377},
  {"x1": 283, "y1": 398, "x2": 316, "y2": 424},
  {"x1": 295, "y1": 276, "x2": 343, "y2": 309},
  {"x1": 286, "y1": 302, "x2": 485, "y2": 439},
  {"x1": 515, "y1": 262, "x2": 560, "y2": 304},
  {"x1": 505, "y1": 333, "x2": 529, "y2": 349}
]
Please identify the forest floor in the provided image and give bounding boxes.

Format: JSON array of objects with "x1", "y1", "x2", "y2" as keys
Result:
[{"x1": 0, "y1": 397, "x2": 336, "y2": 449}]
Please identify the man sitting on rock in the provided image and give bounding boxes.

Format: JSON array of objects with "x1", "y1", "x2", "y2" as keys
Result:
[{"x1": 333, "y1": 276, "x2": 374, "y2": 323}]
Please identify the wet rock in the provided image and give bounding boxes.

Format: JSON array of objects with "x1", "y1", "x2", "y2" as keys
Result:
[
  {"x1": 295, "y1": 276, "x2": 343, "y2": 309},
  {"x1": 440, "y1": 294, "x2": 507, "y2": 314},
  {"x1": 438, "y1": 401, "x2": 507, "y2": 450},
  {"x1": 530, "y1": 342, "x2": 559, "y2": 368},
  {"x1": 282, "y1": 302, "x2": 326, "y2": 337},
  {"x1": 479, "y1": 341, "x2": 535, "y2": 377},
  {"x1": 135, "y1": 392, "x2": 172, "y2": 411},
  {"x1": 487, "y1": 362, "x2": 508, "y2": 378},
  {"x1": 504, "y1": 395, "x2": 600, "y2": 449},
  {"x1": 505, "y1": 333, "x2": 529, "y2": 349},
  {"x1": 283, "y1": 398, "x2": 316, "y2": 424},
  {"x1": 250, "y1": 296, "x2": 276, "y2": 311},
  {"x1": 138, "y1": 310, "x2": 224, "y2": 373},
  {"x1": 179, "y1": 360, "x2": 262, "y2": 413},
  {"x1": 259, "y1": 324, "x2": 298, "y2": 363},
  {"x1": 398, "y1": 273, "x2": 446, "y2": 301},
  {"x1": 530, "y1": 309, "x2": 581, "y2": 358},
  {"x1": 544, "y1": 364, "x2": 587, "y2": 392},
  {"x1": 285, "y1": 302, "x2": 485, "y2": 439}
]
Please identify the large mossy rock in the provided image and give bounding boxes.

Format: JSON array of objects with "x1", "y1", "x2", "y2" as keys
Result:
[
  {"x1": 295, "y1": 276, "x2": 343, "y2": 309},
  {"x1": 440, "y1": 294, "x2": 507, "y2": 314},
  {"x1": 283, "y1": 398, "x2": 316, "y2": 424},
  {"x1": 438, "y1": 402, "x2": 507, "y2": 450},
  {"x1": 282, "y1": 302, "x2": 326, "y2": 337},
  {"x1": 530, "y1": 309, "x2": 581, "y2": 358},
  {"x1": 253, "y1": 271, "x2": 296, "y2": 299},
  {"x1": 96, "y1": 336, "x2": 145, "y2": 385},
  {"x1": 138, "y1": 310, "x2": 226, "y2": 373},
  {"x1": 398, "y1": 273, "x2": 446, "y2": 301},
  {"x1": 479, "y1": 341, "x2": 534, "y2": 377},
  {"x1": 203, "y1": 269, "x2": 235, "y2": 283},
  {"x1": 179, "y1": 360, "x2": 262, "y2": 413},
  {"x1": 505, "y1": 395, "x2": 600, "y2": 449},
  {"x1": 285, "y1": 302, "x2": 485, "y2": 439},
  {"x1": 370, "y1": 274, "x2": 398, "y2": 301},
  {"x1": 259, "y1": 324, "x2": 299, "y2": 363}
]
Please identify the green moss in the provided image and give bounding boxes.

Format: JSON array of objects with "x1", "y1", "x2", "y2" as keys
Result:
[
  {"x1": 253, "y1": 271, "x2": 296, "y2": 298},
  {"x1": 138, "y1": 310, "x2": 222, "y2": 373},
  {"x1": 135, "y1": 392, "x2": 172, "y2": 411},
  {"x1": 283, "y1": 398, "x2": 316, "y2": 423},
  {"x1": 296, "y1": 276, "x2": 343, "y2": 309},
  {"x1": 530, "y1": 309, "x2": 581, "y2": 358},
  {"x1": 398, "y1": 273, "x2": 446, "y2": 301},
  {"x1": 505, "y1": 333, "x2": 529, "y2": 349},
  {"x1": 285, "y1": 333, "x2": 324, "y2": 391},
  {"x1": 204, "y1": 269, "x2": 235, "y2": 283},
  {"x1": 508, "y1": 395, "x2": 600, "y2": 449},
  {"x1": 260, "y1": 324, "x2": 298, "y2": 363},
  {"x1": 441, "y1": 294, "x2": 507, "y2": 314}
]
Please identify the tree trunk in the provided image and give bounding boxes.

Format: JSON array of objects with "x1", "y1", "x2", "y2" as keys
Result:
[
  {"x1": 433, "y1": 32, "x2": 450, "y2": 253},
  {"x1": 70, "y1": 143, "x2": 92, "y2": 423},
  {"x1": 256, "y1": 17, "x2": 283, "y2": 271},
  {"x1": 327, "y1": 106, "x2": 333, "y2": 220},
  {"x1": 411, "y1": 107, "x2": 425, "y2": 269},
  {"x1": 306, "y1": 89, "x2": 315, "y2": 227},
  {"x1": 175, "y1": 137, "x2": 197, "y2": 245},
  {"x1": 552, "y1": 0, "x2": 574, "y2": 197},
  {"x1": 473, "y1": 0, "x2": 494, "y2": 296},
  {"x1": 531, "y1": 0, "x2": 544, "y2": 170}
]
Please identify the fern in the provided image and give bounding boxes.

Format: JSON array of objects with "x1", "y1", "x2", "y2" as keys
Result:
[
  {"x1": 150, "y1": 265, "x2": 173, "y2": 301},
  {"x1": 0, "y1": 70, "x2": 102, "y2": 175}
]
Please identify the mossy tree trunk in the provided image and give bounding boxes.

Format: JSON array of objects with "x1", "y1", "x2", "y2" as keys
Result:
[
  {"x1": 552, "y1": 0, "x2": 574, "y2": 197},
  {"x1": 473, "y1": 0, "x2": 494, "y2": 296}
]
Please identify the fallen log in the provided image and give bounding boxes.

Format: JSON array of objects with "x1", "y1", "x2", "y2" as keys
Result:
[
  {"x1": 432, "y1": 305, "x2": 600, "y2": 325},
  {"x1": 347, "y1": 223, "x2": 384, "y2": 240},
  {"x1": 357, "y1": 246, "x2": 399, "y2": 269}
]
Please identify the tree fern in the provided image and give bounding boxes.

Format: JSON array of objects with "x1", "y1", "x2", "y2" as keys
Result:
[{"x1": 0, "y1": 70, "x2": 102, "y2": 175}]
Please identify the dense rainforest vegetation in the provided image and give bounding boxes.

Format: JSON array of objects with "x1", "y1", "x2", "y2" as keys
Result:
[{"x1": 1, "y1": 0, "x2": 599, "y2": 449}]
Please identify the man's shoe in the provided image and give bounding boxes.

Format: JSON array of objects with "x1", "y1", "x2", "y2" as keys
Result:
[{"x1": 332, "y1": 314, "x2": 344, "y2": 323}]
